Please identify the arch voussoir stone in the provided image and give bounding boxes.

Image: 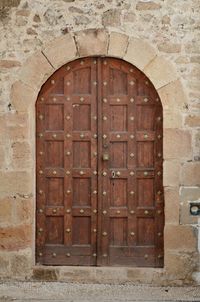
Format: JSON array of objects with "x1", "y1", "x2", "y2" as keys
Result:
[
  {"x1": 42, "y1": 34, "x2": 78, "y2": 70},
  {"x1": 74, "y1": 28, "x2": 109, "y2": 57},
  {"x1": 108, "y1": 32, "x2": 129, "y2": 58}
]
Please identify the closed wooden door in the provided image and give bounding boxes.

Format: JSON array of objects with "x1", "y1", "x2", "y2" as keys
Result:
[{"x1": 36, "y1": 57, "x2": 164, "y2": 267}]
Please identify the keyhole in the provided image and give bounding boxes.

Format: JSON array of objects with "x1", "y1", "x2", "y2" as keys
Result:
[{"x1": 112, "y1": 171, "x2": 115, "y2": 178}]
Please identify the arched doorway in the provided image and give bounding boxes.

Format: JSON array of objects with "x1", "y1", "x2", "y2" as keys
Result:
[{"x1": 36, "y1": 57, "x2": 164, "y2": 267}]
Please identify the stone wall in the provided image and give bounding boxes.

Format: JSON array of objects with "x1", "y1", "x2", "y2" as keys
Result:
[{"x1": 0, "y1": 0, "x2": 199, "y2": 284}]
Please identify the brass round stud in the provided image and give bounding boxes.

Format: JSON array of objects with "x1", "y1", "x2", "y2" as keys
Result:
[
  {"x1": 53, "y1": 170, "x2": 57, "y2": 175},
  {"x1": 66, "y1": 171, "x2": 70, "y2": 175},
  {"x1": 116, "y1": 98, "x2": 120, "y2": 102},
  {"x1": 144, "y1": 171, "x2": 148, "y2": 176},
  {"x1": 66, "y1": 151, "x2": 71, "y2": 156},
  {"x1": 103, "y1": 254, "x2": 108, "y2": 258},
  {"x1": 39, "y1": 170, "x2": 43, "y2": 175},
  {"x1": 103, "y1": 98, "x2": 107, "y2": 103},
  {"x1": 93, "y1": 134, "x2": 98, "y2": 138},
  {"x1": 102, "y1": 171, "x2": 107, "y2": 176},
  {"x1": 130, "y1": 171, "x2": 134, "y2": 176},
  {"x1": 116, "y1": 134, "x2": 121, "y2": 138},
  {"x1": 39, "y1": 228, "x2": 43, "y2": 232},
  {"x1": 66, "y1": 115, "x2": 71, "y2": 120},
  {"x1": 39, "y1": 209, "x2": 43, "y2": 213},
  {"x1": 157, "y1": 210, "x2": 162, "y2": 215},
  {"x1": 102, "y1": 210, "x2": 107, "y2": 215},
  {"x1": 158, "y1": 152, "x2": 162, "y2": 157},
  {"x1": 130, "y1": 153, "x2": 134, "y2": 158},
  {"x1": 51, "y1": 80, "x2": 55, "y2": 85},
  {"x1": 130, "y1": 81, "x2": 135, "y2": 86},
  {"x1": 39, "y1": 114, "x2": 44, "y2": 120},
  {"x1": 130, "y1": 232, "x2": 135, "y2": 236},
  {"x1": 39, "y1": 190, "x2": 43, "y2": 195},
  {"x1": 66, "y1": 209, "x2": 71, "y2": 213},
  {"x1": 130, "y1": 98, "x2": 134, "y2": 103},
  {"x1": 52, "y1": 134, "x2": 57, "y2": 138},
  {"x1": 102, "y1": 232, "x2": 107, "y2": 236},
  {"x1": 52, "y1": 209, "x2": 57, "y2": 213},
  {"x1": 130, "y1": 134, "x2": 134, "y2": 139},
  {"x1": 144, "y1": 98, "x2": 148, "y2": 103},
  {"x1": 53, "y1": 97, "x2": 57, "y2": 102},
  {"x1": 66, "y1": 253, "x2": 71, "y2": 257},
  {"x1": 66, "y1": 228, "x2": 71, "y2": 233},
  {"x1": 38, "y1": 133, "x2": 43, "y2": 138},
  {"x1": 103, "y1": 134, "x2": 107, "y2": 139},
  {"x1": 66, "y1": 133, "x2": 71, "y2": 138},
  {"x1": 40, "y1": 97, "x2": 44, "y2": 101},
  {"x1": 39, "y1": 151, "x2": 44, "y2": 155},
  {"x1": 67, "y1": 81, "x2": 70, "y2": 86},
  {"x1": 144, "y1": 134, "x2": 148, "y2": 139},
  {"x1": 116, "y1": 210, "x2": 121, "y2": 214},
  {"x1": 144, "y1": 210, "x2": 149, "y2": 215},
  {"x1": 80, "y1": 133, "x2": 85, "y2": 138},
  {"x1": 93, "y1": 229, "x2": 97, "y2": 233},
  {"x1": 157, "y1": 171, "x2": 161, "y2": 176},
  {"x1": 66, "y1": 190, "x2": 71, "y2": 194},
  {"x1": 93, "y1": 253, "x2": 97, "y2": 257},
  {"x1": 116, "y1": 171, "x2": 121, "y2": 176},
  {"x1": 93, "y1": 209, "x2": 97, "y2": 214},
  {"x1": 144, "y1": 254, "x2": 148, "y2": 259},
  {"x1": 93, "y1": 190, "x2": 97, "y2": 194},
  {"x1": 103, "y1": 191, "x2": 107, "y2": 196},
  {"x1": 158, "y1": 232, "x2": 162, "y2": 237},
  {"x1": 80, "y1": 209, "x2": 84, "y2": 213},
  {"x1": 67, "y1": 66, "x2": 70, "y2": 70},
  {"x1": 130, "y1": 116, "x2": 134, "y2": 121},
  {"x1": 130, "y1": 210, "x2": 135, "y2": 214},
  {"x1": 130, "y1": 191, "x2": 135, "y2": 195},
  {"x1": 38, "y1": 252, "x2": 43, "y2": 257},
  {"x1": 80, "y1": 171, "x2": 84, "y2": 175},
  {"x1": 103, "y1": 81, "x2": 107, "y2": 86},
  {"x1": 103, "y1": 116, "x2": 107, "y2": 121}
]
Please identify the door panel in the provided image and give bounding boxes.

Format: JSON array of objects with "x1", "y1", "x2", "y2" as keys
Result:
[{"x1": 36, "y1": 57, "x2": 164, "y2": 267}]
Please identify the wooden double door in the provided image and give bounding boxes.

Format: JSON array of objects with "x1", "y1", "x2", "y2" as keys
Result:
[{"x1": 36, "y1": 57, "x2": 164, "y2": 267}]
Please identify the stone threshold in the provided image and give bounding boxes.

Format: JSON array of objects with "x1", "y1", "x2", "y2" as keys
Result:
[{"x1": 32, "y1": 265, "x2": 166, "y2": 285}]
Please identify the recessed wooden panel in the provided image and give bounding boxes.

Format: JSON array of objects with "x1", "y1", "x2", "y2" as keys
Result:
[
  {"x1": 45, "y1": 104, "x2": 64, "y2": 130},
  {"x1": 136, "y1": 105, "x2": 156, "y2": 130},
  {"x1": 45, "y1": 141, "x2": 64, "y2": 167},
  {"x1": 110, "y1": 179, "x2": 127, "y2": 207},
  {"x1": 110, "y1": 142, "x2": 127, "y2": 168},
  {"x1": 46, "y1": 217, "x2": 64, "y2": 244},
  {"x1": 73, "y1": 104, "x2": 91, "y2": 131},
  {"x1": 137, "y1": 218, "x2": 155, "y2": 246},
  {"x1": 46, "y1": 178, "x2": 64, "y2": 206},
  {"x1": 110, "y1": 218, "x2": 128, "y2": 246},
  {"x1": 72, "y1": 217, "x2": 91, "y2": 245},
  {"x1": 73, "y1": 178, "x2": 91, "y2": 206},
  {"x1": 137, "y1": 178, "x2": 154, "y2": 207},
  {"x1": 109, "y1": 68, "x2": 128, "y2": 95},
  {"x1": 137, "y1": 142, "x2": 154, "y2": 168},
  {"x1": 73, "y1": 67, "x2": 91, "y2": 94},
  {"x1": 110, "y1": 105, "x2": 127, "y2": 131},
  {"x1": 73, "y1": 141, "x2": 91, "y2": 168}
]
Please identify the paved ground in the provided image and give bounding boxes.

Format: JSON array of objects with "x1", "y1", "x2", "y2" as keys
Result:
[{"x1": 0, "y1": 282, "x2": 200, "y2": 302}]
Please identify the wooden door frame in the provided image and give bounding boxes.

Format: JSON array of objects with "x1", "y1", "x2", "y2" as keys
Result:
[{"x1": 11, "y1": 29, "x2": 191, "y2": 276}]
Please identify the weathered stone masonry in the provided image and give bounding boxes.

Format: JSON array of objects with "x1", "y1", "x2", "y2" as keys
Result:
[{"x1": 0, "y1": 0, "x2": 199, "y2": 284}]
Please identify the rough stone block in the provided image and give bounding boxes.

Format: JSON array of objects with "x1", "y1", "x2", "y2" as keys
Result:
[
  {"x1": 10, "y1": 249, "x2": 32, "y2": 276},
  {"x1": 163, "y1": 160, "x2": 180, "y2": 187},
  {"x1": 0, "y1": 197, "x2": 13, "y2": 226},
  {"x1": 144, "y1": 56, "x2": 178, "y2": 89},
  {"x1": 158, "y1": 42, "x2": 181, "y2": 53},
  {"x1": 75, "y1": 29, "x2": 108, "y2": 57},
  {"x1": 124, "y1": 37, "x2": 156, "y2": 71},
  {"x1": 185, "y1": 115, "x2": 200, "y2": 127},
  {"x1": 42, "y1": 34, "x2": 77, "y2": 70},
  {"x1": 0, "y1": 171, "x2": 32, "y2": 198},
  {"x1": 164, "y1": 225, "x2": 197, "y2": 251},
  {"x1": 6, "y1": 112, "x2": 29, "y2": 140},
  {"x1": 108, "y1": 32, "x2": 128, "y2": 58},
  {"x1": 163, "y1": 109, "x2": 182, "y2": 129},
  {"x1": 165, "y1": 250, "x2": 197, "y2": 281},
  {"x1": 136, "y1": 1, "x2": 161, "y2": 10},
  {"x1": 0, "y1": 224, "x2": 32, "y2": 251},
  {"x1": 0, "y1": 253, "x2": 10, "y2": 275},
  {"x1": 163, "y1": 129, "x2": 192, "y2": 159},
  {"x1": 15, "y1": 197, "x2": 33, "y2": 225},
  {"x1": 102, "y1": 9, "x2": 121, "y2": 27},
  {"x1": 181, "y1": 162, "x2": 200, "y2": 186},
  {"x1": 11, "y1": 141, "x2": 32, "y2": 169},
  {"x1": 180, "y1": 187, "x2": 200, "y2": 224},
  {"x1": 158, "y1": 79, "x2": 187, "y2": 110},
  {"x1": 33, "y1": 267, "x2": 59, "y2": 281},
  {"x1": 11, "y1": 81, "x2": 37, "y2": 112},
  {"x1": 19, "y1": 51, "x2": 54, "y2": 89},
  {"x1": 164, "y1": 187, "x2": 179, "y2": 224}
]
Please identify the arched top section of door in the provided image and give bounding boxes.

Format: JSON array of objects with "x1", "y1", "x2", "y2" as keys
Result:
[{"x1": 37, "y1": 57, "x2": 162, "y2": 109}]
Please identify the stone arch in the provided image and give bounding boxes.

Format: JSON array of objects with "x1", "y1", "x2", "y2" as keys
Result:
[{"x1": 10, "y1": 28, "x2": 192, "y2": 278}]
